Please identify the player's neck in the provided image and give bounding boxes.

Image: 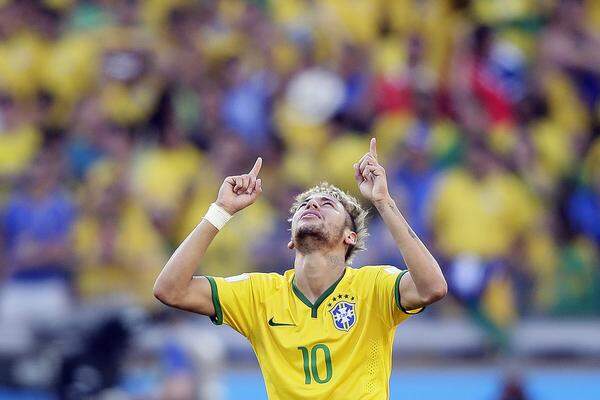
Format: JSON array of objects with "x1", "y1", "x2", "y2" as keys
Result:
[{"x1": 293, "y1": 251, "x2": 346, "y2": 304}]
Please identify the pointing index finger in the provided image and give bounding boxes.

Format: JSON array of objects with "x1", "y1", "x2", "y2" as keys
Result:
[
  {"x1": 249, "y1": 157, "x2": 263, "y2": 177},
  {"x1": 369, "y1": 137, "x2": 377, "y2": 159}
]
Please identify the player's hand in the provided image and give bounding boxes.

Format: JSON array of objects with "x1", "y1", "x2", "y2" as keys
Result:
[
  {"x1": 353, "y1": 138, "x2": 390, "y2": 203},
  {"x1": 216, "y1": 157, "x2": 263, "y2": 215}
]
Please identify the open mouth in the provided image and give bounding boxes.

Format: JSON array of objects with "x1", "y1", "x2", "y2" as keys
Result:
[{"x1": 300, "y1": 211, "x2": 321, "y2": 220}]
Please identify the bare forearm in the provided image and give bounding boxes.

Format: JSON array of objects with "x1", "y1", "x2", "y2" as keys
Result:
[
  {"x1": 374, "y1": 196, "x2": 446, "y2": 299},
  {"x1": 353, "y1": 138, "x2": 445, "y2": 306},
  {"x1": 154, "y1": 157, "x2": 263, "y2": 312},
  {"x1": 154, "y1": 219, "x2": 218, "y2": 302}
]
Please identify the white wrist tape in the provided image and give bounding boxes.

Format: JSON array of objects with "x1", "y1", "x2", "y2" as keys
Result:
[{"x1": 203, "y1": 203, "x2": 232, "y2": 230}]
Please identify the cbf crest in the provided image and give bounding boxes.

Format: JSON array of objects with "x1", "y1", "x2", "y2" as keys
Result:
[{"x1": 327, "y1": 294, "x2": 357, "y2": 332}]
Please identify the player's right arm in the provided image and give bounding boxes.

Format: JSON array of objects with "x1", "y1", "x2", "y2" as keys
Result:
[{"x1": 153, "y1": 157, "x2": 263, "y2": 316}]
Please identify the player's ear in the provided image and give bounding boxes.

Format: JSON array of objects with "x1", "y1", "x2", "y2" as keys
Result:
[
  {"x1": 343, "y1": 230, "x2": 357, "y2": 246},
  {"x1": 287, "y1": 240, "x2": 295, "y2": 249}
]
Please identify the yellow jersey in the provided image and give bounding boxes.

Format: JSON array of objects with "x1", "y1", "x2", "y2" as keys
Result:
[{"x1": 206, "y1": 265, "x2": 423, "y2": 399}]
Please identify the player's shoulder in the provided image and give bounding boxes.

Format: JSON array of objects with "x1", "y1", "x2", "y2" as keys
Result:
[
  {"x1": 216, "y1": 270, "x2": 286, "y2": 287},
  {"x1": 350, "y1": 266, "x2": 407, "y2": 299},
  {"x1": 352, "y1": 265, "x2": 407, "y2": 288},
  {"x1": 243, "y1": 270, "x2": 290, "y2": 291},
  {"x1": 352, "y1": 265, "x2": 404, "y2": 279}
]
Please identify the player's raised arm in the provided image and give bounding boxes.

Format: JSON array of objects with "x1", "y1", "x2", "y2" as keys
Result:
[
  {"x1": 153, "y1": 157, "x2": 263, "y2": 315},
  {"x1": 353, "y1": 139, "x2": 447, "y2": 310}
]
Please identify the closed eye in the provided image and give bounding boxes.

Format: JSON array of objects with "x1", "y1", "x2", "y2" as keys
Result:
[{"x1": 298, "y1": 199, "x2": 334, "y2": 209}]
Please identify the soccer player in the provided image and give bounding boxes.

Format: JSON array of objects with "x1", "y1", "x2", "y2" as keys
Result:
[{"x1": 154, "y1": 138, "x2": 447, "y2": 399}]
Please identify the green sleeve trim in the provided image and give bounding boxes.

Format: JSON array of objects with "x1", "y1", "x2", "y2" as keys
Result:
[
  {"x1": 205, "y1": 276, "x2": 223, "y2": 325},
  {"x1": 394, "y1": 270, "x2": 425, "y2": 315}
]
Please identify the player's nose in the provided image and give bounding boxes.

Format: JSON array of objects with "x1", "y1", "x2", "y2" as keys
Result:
[{"x1": 306, "y1": 198, "x2": 320, "y2": 210}]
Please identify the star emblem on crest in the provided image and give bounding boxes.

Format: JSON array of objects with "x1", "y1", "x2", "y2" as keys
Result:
[{"x1": 329, "y1": 294, "x2": 356, "y2": 305}]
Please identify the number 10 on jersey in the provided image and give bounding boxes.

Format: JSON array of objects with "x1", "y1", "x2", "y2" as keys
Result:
[{"x1": 297, "y1": 344, "x2": 332, "y2": 384}]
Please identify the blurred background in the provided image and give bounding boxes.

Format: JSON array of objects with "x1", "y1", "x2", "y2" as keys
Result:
[{"x1": 0, "y1": 0, "x2": 599, "y2": 399}]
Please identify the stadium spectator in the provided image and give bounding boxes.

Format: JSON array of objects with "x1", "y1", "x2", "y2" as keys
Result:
[
  {"x1": 569, "y1": 140, "x2": 600, "y2": 245},
  {"x1": 0, "y1": 149, "x2": 75, "y2": 347},
  {"x1": 431, "y1": 142, "x2": 538, "y2": 259},
  {"x1": 541, "y1": 0, "x2": 600, "y2": 112}
]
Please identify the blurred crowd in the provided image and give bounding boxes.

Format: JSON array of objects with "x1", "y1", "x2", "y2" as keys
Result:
[{"x1": 1, "y1": 0, "x2": 600, "y2": 373}]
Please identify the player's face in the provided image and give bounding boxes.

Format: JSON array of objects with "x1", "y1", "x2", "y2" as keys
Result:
[{"x1": 291, "y1": 194, "x2": 349, "y2": 248}]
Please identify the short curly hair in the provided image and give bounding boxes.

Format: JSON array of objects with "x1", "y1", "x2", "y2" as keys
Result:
[{"x1": 289, "y1": 182, "x2": 369, "y2": 264}]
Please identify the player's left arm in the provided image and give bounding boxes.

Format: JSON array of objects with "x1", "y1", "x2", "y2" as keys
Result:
[{"x1": 354, "y1": 138, "x2": 447, "y2": 310}]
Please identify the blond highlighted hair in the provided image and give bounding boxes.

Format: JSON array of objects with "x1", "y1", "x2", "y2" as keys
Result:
[{"x1": 290, "y1": 182, "x2": 369, "y2": 264}]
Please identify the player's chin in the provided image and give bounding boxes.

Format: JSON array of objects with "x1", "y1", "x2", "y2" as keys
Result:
[
  {"x1": 296, "y1": 216, "x2": 323, "y2": 228},
  {"x1": 295, "y1": 221, "x2": 326, "y2": 239}
]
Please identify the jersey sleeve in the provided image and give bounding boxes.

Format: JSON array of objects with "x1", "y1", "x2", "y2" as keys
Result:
[
  {"x1": 373, "y1": 266, "x2": 424, "y2": 327},
  {"x1": 205, "y1": 273, "x2": 262, "y2": 338}
]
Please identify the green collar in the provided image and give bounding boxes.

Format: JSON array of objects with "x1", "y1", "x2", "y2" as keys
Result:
[{"x1": 292, "y1": 267, "x2": 347, "y2": 318}]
